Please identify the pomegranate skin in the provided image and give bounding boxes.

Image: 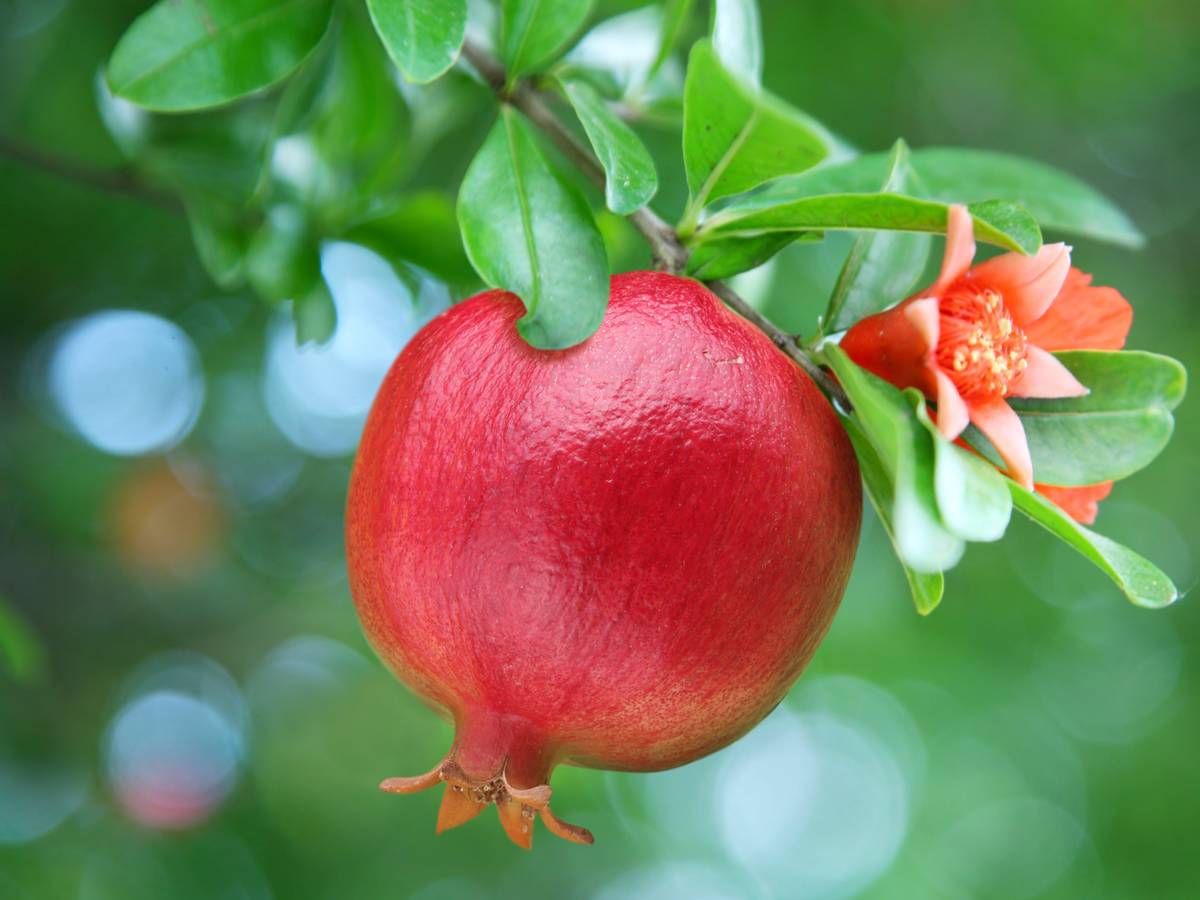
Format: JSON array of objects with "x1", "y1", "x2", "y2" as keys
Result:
[{"x1": 346, "y1": 271, "x2": 861, "y2": 845}]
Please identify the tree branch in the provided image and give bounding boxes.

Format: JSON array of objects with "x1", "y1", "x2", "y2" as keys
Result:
[
  {"x1": 0, "y1": 135, "x2": 180, "y2": 212},
  {"x1": 459, "y1": 39, "x2": 849, "y2": 408}
]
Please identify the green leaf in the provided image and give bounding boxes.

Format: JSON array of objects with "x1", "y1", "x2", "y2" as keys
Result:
[
  {"x1": 910, "y1": 397, "x2": 1012, "y2": 543},
  {"x1": 842, "y1": 417, "x2": 946, "y2": 614},
  {"x1": 107, "y1": 0, "x2": 335, "y2": 112},
  {"x1": 109, "y1": 95, "x2": 275, "y2": 203},
  {"x1": 680, "y1": 40, "x2": 834, "y2": 228},
  {"x1": 554, "y1": 62, "x2": 624, "y2": 100},
  {"x1": 686, "y1": 232, "x2": 822, "y2": 280},
  {"x1": 0, "y1": 598, "x2": 46, "y2": 686},
  {"x1": 562, "y1": 79, "x2": 658, "y2": 214},
  {"x1": 246, "y1": 206, "x2": 321, "y2": 303},
  {"x1": 310, "y1": 14, "x2": 412, "y2": 180},
  {"x1": 648, "y1": 0, "x2": 697, "y2": 84},
  {"x1": 825, "y1": 140, "x2": 932, "y2": 333},
  {"x1": 184, "y1": 196, "x2": 250, "y2": 289},
  {"x1": 750, "y1": 147, "x2": 1142, "y2": 248},
  {"x1": 711, "y1": 0, "x2": 762, "y2": 87},
  {"x1": 701, "y1": 191, "x2": 1041, "y2": 255},
  {"x1": 294, "y1": 278, "x2": 337, "y2": 345},
  {"x1": 458, "y1": 108, "x2": 609, "y2": 349},
  {"x1": 501, "y1": 0, "x2": 593, "y2": 81},
  {"x1": 824, "y1": 345, "x2": 964, "y2": 573},
  {"x1": 969, "y1": 351, "x2": 1187, "y2": 486},
  {"x1": 969, "y1": 201, "x2": 1043, "y2": 255},
  {"x1": 367, "y1": 0, "x2": 467, "y2": 83},
  {"x1": 269, "y1": 23, "x2": 339, "y2": 139},
  {"x1": 344, "y1": 192, "x2": 477, "y2": 285},
  {"x1": 912, "y1": 148, "x2": 1143, "y2": 248},
  {"x1": 1009, "y1": 482, "x2": 1177, "y2": 608}
]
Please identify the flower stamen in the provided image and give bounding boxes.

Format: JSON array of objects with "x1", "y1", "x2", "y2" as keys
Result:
[{"x1": 935, "y1": 288, "x2": 1028, "y2": 401}]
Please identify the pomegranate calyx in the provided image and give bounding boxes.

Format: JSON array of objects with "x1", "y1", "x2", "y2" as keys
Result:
[{"x1": 379, "y1": 755, "x2": 593, "y2": 849}]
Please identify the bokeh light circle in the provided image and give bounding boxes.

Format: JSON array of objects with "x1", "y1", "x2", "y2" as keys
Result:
[
  {"x1": 595, "y1": 861, "x2": 754, "y2": 900},
  {"x1": 47, "y1": 310, "x2": 204, "y2": 456},
  {"x1": 0, "y1": 762, "x2": 87, "y2": 846},
  {"x1": 262, "y1": 242, "x2": 449, "y2": 457},
  {"x1": 642, "y1": 685, "x2": 913, "y2": 900},
  {"x1": 716, "y1": 709, "x2": 910, "y2": 899},
  {"x1": 247, "y1": 635, "x2": 368, "y2": 720},
  {"x1": 936, "y1": 797, "x2": 1087, "y2": 899},
  {"x1": 104, "y1": 653, "x2": 246, "y2": 830},
  {"x1": 1037, "y1": 603, "x2": 1182, "y2": 744}
]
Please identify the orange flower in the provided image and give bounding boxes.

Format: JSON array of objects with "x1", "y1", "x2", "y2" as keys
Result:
[{"x1": 841, "y1": 204, "x2": 1132, "y2": 522}]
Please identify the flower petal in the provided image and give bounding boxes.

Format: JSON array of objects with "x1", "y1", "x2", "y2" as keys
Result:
[
  {"x1": 969, "y1": 242, "x2": 1072, "y2": 326},
  {"x1": 903, "y1": 296, "x2": 940, "y2": 348},
  {"x1": 1023, "y1": 268, "x2": 1132, "y2": 351},
  {"x1": 840, "y1": 298, "x2": 938, "y2": 396},
  {"x1": 933, "y1": 369, "x2": 970, "y2": 439},
  {"x1": 1036, "y1": 481, "x2": 1113, "y2": 525},
  {"x1": 932, "y1": 204, "x2": 976, "y2": 293},
  {"x1": 1008, "y1": 345, "x2": 1089, "y2": 399},
  {"x1": 969, "y1": 398, "x2": 1033, "y2": 489}
]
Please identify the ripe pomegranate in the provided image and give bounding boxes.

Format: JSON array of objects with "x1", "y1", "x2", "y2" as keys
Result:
[{"x1": 346, "y1": 271, "x2": 861, "y2": 847}]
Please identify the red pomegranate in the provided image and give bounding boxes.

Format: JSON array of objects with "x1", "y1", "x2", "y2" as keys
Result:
[{"x1": 346, "y1": 271, "x2": 861, "y2": 847}]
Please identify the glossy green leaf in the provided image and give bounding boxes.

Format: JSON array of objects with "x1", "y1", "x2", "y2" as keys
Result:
[
  {"x1": 843, "y1": 418, "x2": 946, "y2": 614},
  {"x1": 458, "y1": 108, "x2": 609, "y2": 349},
  {"x1": 294, "y1": 279, "x2": 337, "y2": 345},
  {"x1": 970, "y1": 351, "x2": 1187, "y2": 486},
  {"x1": 562, "y1": 79, "x2": 658, "y2": 214},
  {"x1": 825, "y1": 140, "x2": 931, "y2": 333},
  {"x1": 911, "y1": 397, "x2": 1012, "y2": 543},
  {"x1": 501, "y1": 0, "x2": 593, "y2": 81},
  {"x1": 750, "y1": 146, "x2": 1141, "y2": 247},
  {"x1": 913, "y1": 148, "x2": 1143, "y2": 248},
  {"x1": 107, "y1": 0, "x2": 334, "y2": 112},
  {"x1": 554, "y1": 62, "x2": 624, "y2": 100},
  {"x1": 680, "y1": 40, "x2": 834, "y2": 228},
  {"x1": 701, "y1": 191, "x2": 1041, "y2": 255},
  {"x1": 1009, "y1": 482, "x2": 1178, "y2": 608},
  {"x1": 685, "y1": 232, "x2": 808, "y2": 280},
  {"x1": 344, "y1": 192, "x2": 476, "y2": 285},
  {"x1": 711, "y1": 0, "x2": 762, "y2": 87},
  {"x1": 367, "y1": 0, "x2": 467, "y2": 83},
  {"x1": 824, "y1": 345, "x2": 964, "y2": 573}
]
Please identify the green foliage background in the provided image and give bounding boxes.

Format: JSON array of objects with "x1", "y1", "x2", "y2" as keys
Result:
[{"x1": 1, "y1": 1, "x2": 1197, "y2": 897}]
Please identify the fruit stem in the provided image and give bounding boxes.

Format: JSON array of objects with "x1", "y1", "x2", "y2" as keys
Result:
[{"x1": 458, "y1": 39, "x2": 852, "y2": 412}]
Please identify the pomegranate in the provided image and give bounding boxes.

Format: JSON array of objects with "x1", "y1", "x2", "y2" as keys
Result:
[{"x1": 346, "y1": 271, "x2": 861, "y2": 847}]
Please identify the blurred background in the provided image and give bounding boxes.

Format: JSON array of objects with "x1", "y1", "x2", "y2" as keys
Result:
[{"x1": 1, "y1": 1, "x2": 1197, "y2": 897}]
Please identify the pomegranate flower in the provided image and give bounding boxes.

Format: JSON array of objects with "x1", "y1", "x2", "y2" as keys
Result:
[{"x1": 841, "y1": 204, "x2": 1132, "y2": 521}]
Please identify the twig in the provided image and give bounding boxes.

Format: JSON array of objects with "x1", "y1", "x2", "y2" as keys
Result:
[
  {"x1": 0, "y1": 135, "x2": 180, "y2": 211},
  {"x1": 459, "y1": 39, "x2": 849, "y2": 407}
]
